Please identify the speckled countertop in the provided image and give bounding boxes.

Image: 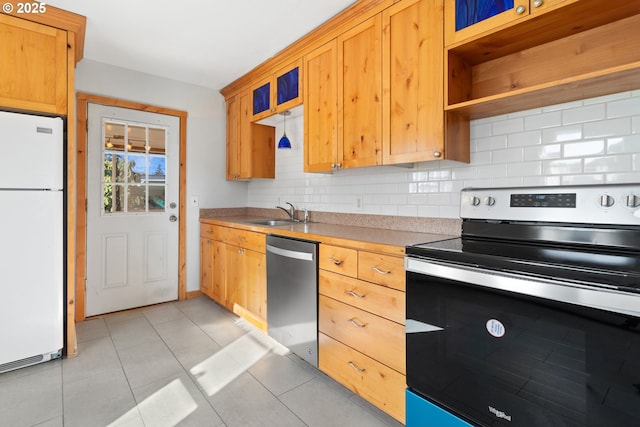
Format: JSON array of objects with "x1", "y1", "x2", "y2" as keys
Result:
[{"x1": 200, "y1": 208, "x2": 460, "y2": 255}]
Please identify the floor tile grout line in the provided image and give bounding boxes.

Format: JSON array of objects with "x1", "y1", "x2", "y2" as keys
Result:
[
  {"x1": 148, "y1": 301, "x2": 229, "y2": 424},
  {"x1": 103, "y1": 315, "x2": 149, "y2": 427}
]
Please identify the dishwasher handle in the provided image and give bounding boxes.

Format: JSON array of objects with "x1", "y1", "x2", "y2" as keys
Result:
[{"x1": 266, "y1": 243, "x2": 314, "y2": 261}]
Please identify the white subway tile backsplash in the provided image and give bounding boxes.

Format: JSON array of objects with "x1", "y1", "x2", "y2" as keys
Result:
[
  {"x1": 524, "y1": 144, "x2": 562, "y2": 161},
  {"x1": 506, "y1": 161, "x2": 542, "y2": 177},
  {"x1": 492, "y1": 148, "x2": 524, "y2": 164},
  {"x1": 561, "y1": 174, "x2": 605, "y2": 185},
  {"x1": 542, "y1": 124, "x2": 583, "y2": 143},
  {"x1": 607, "y1": 96, "x2": 640, "y2": 119},
  {"x1": 607, "y1": 135, "x2": 640, "y2": 154},
  {"x1": 562, "y1": 103, "x2": 605, "y2": 125},
  {"x1": 248, "y1": 90, "x2": 640, "y2": 219},
  {"x1": 470, "y1": 122, "x2": 492, "y2": 138},
  {"x1": 542, "y1": 158, "x2": 583, "y2": 175},
  {"x1": 584, "y1": 155, "x2": 633, "y2": 173},
  {"x1": 492, "y1": 117, "x2": 524, "y2": 135},
  {"x1": 583, "y1": 118, "x2": 631, "y2": 138},
  {"x1": 475, "y1": 135, "x2": 508, "y2": 151},
  {"x1": 524, "y1": 111, "x2": 562, "y2": 130},
  {"x1": 508, "y1": 130, "x2": 542, "y2": 147},
  {"x1": 563, "y1": 140, "x2": 605, "y2": 158},
  {"x1": 606, "y1": 172, "x2": 640, "y2": 183}
]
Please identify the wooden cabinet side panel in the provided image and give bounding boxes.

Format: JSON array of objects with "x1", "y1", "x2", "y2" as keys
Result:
[
  {"x1": 225, "y1": 96, "x2": 240, "y2": 179},
  {"x1": 337, "y1": 15, "x2": 383, "y2": 169},
  {"x1": 383, "y1": 0, "x2": 444, "y2": 164},
  {"x1": 0, "y1": 15, "x2": 67, "y2": 114},
  {"x1": 238, "y1": 90, "x2": 253, "y2": 179},
  {"x1": 200, "y1": 237, "x2": 213, "y2": 297},
  {"x1": 304, "y1": 41, "x2": 338, "y2": 172}
]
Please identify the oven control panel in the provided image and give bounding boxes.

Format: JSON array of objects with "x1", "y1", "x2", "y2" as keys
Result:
[{"x1": 460, "y1": 184, "x2": 640, "y2": 225}]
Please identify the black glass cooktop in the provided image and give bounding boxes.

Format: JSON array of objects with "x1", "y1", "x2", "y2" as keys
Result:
[{"x1": 407, "y1": 236, "x2": 640, "y2": 293}]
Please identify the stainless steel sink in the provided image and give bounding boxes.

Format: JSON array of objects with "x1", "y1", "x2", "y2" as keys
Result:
[{"x1": 245, "y1": 219, "x2": 297, "y2": 227}]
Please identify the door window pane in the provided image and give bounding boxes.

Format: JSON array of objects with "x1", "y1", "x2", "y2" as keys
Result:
[
  {"x1": 101, "y1": 120, "x2": 168, "y2": 215},
  {"x1": 148, "y1": 185, "x2": 166, "y2": 212}
]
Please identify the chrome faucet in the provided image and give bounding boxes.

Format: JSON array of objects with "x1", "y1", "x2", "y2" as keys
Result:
[{"x1": 276, "y1": 202, "x2": 296, "y2": 221}]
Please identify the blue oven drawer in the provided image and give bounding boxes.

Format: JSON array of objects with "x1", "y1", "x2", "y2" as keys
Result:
[{"x1": 407, "y1": 389, "x2": 473, "y2": 427}]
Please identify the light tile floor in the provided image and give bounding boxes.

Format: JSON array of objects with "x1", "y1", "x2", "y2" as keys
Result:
[{"x1": 0, "y1": 296, "x2": 404, "y2": 427}]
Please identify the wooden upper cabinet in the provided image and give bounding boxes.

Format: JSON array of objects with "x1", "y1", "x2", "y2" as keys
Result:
[
  {"x1": 226, "y1": 90, "x2": 275, "y2": 180},
  {"x1": 304, "y1": 41, "x2": 338, "y2": 173},
  {"x1": 304, "y1": 14, "x2": 384, "y2": 174},
  {"x1": 444, "y1": 0, "x2": 569, "y2": 46},
  {"x1": 0, "y1": 14, "x2": 68, "y2": 114},
  {"x1": 383, "y1": 0, "x2": 452, "y2": 164},
  {"x1": 337, "y1": 14, "x2": 383, "y2": 170},
  {"x1": 251, "y1": 58, "x2": 303, "y2": 121}
]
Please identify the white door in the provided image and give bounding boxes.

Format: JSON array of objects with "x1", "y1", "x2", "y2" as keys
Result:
[{"x1": 86, "y1": 104, "x2": 179, "y2": 316}]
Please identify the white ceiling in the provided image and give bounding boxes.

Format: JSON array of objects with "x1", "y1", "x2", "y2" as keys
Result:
[{"x1": 47, "y1": 0, "x2": 358, "y2": 91}]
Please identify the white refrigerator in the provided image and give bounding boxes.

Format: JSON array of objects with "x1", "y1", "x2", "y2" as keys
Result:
[{"x1": 0, "y1": 110, "x2": 64, "y2": 373}]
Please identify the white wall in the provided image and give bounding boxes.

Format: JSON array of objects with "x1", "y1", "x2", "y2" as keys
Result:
[
  {"x1": 75, "y1": 59, "x2": 246, "y2": 292},
  {"x1": 248, "y1": 90, "x2": 640, "y2": 217}
]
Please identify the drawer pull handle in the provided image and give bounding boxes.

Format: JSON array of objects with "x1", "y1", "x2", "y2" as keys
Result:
[
  {"x1": 371, "y1": 266, "x2": 390, "y2": 275},
  {"x1": 348, "y1": 318, "x2": 367, "y2": 328},
  {"x1": 348, "y1": 361, "x2": 366, "y2": 373},
  {"x1": 346, "y1": 290, "x2": 366, "y2": 299},
  {"x1": 328, "y1": 257, "x2": 343, "y2": 266}
]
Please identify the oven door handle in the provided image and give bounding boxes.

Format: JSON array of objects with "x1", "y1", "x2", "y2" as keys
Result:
[{"x1": 406, "y1": 257, "x2": 640, "y2": 318}]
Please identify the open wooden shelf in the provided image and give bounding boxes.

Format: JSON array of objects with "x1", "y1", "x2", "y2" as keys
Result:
[{"x1": 445, "y1": 5, "x2": 640, "y2": 120}]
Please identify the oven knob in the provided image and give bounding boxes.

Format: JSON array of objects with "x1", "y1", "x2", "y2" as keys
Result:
[
  {"x1": 483, "y1": 196, "x2": 496, "y2": 206},
  {"x1": 469, "y1": 196, "x2": 481, "y2": 206},
  {"x1": 599, "y1": 194, "x2": 615, "y2": 208},
  {"x1": 626, "y1": 194, "x2": 640, "y2": 208}
]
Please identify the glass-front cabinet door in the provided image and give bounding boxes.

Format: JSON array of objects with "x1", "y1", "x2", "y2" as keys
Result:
[
  {"x1": 445, "y1": 0, "x2": 568, "y2": 46},
  {"x1": 251, "y1": 58, "x2": 302, "y2": 121}
]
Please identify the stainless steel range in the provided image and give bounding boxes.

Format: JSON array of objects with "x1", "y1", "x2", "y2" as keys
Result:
[{"x1": 405, "y1": 184, "x2": 640, "y2": 427}]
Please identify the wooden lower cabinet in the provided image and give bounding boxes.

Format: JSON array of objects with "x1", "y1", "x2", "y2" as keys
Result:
[
  {"x1": 199, "y1": 222, "x2": 267, "y2": 330},
  {"x1": 319, "y1": 333, "x2": 406, "y2": 423},
  {"x1": 318, "y1": 242, "x2": 406, "y2": 423},
  {"x1": 319, "y1": 295, "x2": 405, "y2": 374}
]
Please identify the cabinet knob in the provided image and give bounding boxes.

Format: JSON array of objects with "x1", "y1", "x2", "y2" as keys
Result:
[
  {"x1": 515, "y1": 5, "x2": 526, "y2": 14},
  {"x1": 533, "y1": 0, "x2": 543, "y2": 7},
  {"x1": 330, "y1": 163, "x2": 335, "y2": 169},
  {"x1": 336, "y1": 162, "x2": 342, "y2": 169},
  {"x1": 433, "y1": 151, "x2": 442, "y2": 158}
]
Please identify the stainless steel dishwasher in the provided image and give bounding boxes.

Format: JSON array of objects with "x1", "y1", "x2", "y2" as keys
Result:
[{"x1": 266, "y1": 234, "x2": 318, "y2": 367}]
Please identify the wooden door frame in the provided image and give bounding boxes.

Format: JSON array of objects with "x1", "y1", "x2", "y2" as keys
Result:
[{"x1": 75, "y1": 93, "x2": 188, "y2": 321}]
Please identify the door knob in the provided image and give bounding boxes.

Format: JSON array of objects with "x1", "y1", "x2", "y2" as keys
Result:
[{"x1": 169, "y1": 215, "x2": 178, "y2": 222}]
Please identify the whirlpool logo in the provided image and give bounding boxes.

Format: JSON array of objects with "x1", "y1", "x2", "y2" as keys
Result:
[{"x1": 488, "y1": 406, "x2": 512, "y2": 422}]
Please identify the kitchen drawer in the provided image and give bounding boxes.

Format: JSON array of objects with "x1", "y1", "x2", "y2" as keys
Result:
[
  {"x1": 358, "y1": 251, "x2": 405, "y2": 291},
  {"x1": 216, "y1": 226, "x2": 266, "y2": 252},
  {"x1": 319, "y1": 244, "x2": 358, "y2": 277},
  {"x1": 319, "y1": 333, "x2": 406, "y2": 423},
  {"x1": 319, "y1": 270, "x2": 405, "y2": 325},
  {"x1": 319, "y1": 295, "x2": 405, "y2": 374},
  {"x1": 200, "y1": 223, "x2": 215, "y2": 239}
]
